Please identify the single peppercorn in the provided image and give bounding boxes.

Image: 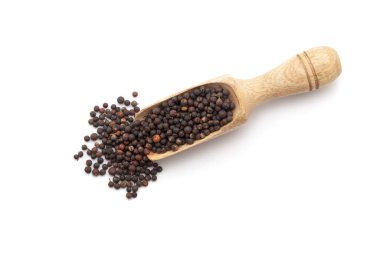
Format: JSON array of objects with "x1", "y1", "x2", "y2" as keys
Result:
[
  {"x1": 90, "y1": 133, "x2": 98, "y2": 141},
  {"x1": 132, "y1": 91, "x2": 138, "y2": 97},
  {"x1": 84, "y1": 167, "x2": 91, "y2": 173},
  {"x1": 92, "y1": 168, "x2": 99, "y2": 176},
  {"x1": 152, "y1": 134, "x2": 161, "y2": 143},
  {"x1": 117, "y1": 96, "x2": 125, "y2": 104}
]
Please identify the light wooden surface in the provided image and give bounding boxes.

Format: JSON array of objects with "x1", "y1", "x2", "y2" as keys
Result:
[{"x1": 136, "y1": 46, "x2": 342, "y2": 160}]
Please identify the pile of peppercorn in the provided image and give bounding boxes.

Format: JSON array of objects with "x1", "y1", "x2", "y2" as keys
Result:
[
  {"x1": 74, "y1": 85, "x2": 235, "y2": 199},
  {"x1": 143, "y1": 85, "x2": 235, "y2": 153}
]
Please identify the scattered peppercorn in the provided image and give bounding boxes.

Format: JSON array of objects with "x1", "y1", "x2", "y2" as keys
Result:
[
  {"x1": 92, "y1": 168, "x2": 99, "y2": 176},
  {"x1": 90, "y1": 133, "x2": 98, "y2": 141},
  {"x1": 74, "y1": 85, "x2": 234, "y2": 200},
  {"x1": 84, "y1": 166, "x2": 92, "y2": 173},
  {"x1": 117, "y1": 96, "x2": 125, "y2": 104}
]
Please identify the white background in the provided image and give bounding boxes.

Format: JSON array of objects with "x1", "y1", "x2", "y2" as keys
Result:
[{"x1": 0, "y1": 1, "x2": 379, "y2": 252}]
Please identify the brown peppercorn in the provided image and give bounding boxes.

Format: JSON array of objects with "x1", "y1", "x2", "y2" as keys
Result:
[
  {"x1": 90, "y1": 133, "x2": 98, "y2": 141},
  {"x1": 169, "y1": 110, "x2": 177, "y2": 117},
  {"x1": 108, "y1": 167, "x2": 116, "y2": 176},
  {"x1": 84, "y1": 166, "x2": 91, "y2": 173},
  {"x1": 152, "y1": 134, "x2": 161, "y2": 143},
  {"x1": 132, "y1": 91, "x2": 138, "y2": 97},
  {"x1": 92, "y1": 168, "x2": 99, "y2": 176}
]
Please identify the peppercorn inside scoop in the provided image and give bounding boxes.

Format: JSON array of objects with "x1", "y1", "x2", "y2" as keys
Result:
[{"x1": 143, "y1": 85, "x2": 235, "y2": 154}]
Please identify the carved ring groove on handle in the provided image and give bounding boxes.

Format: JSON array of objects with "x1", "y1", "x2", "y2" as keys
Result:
[{"x1": 297, "y1": 52, "x2": 320, "y2": 91}]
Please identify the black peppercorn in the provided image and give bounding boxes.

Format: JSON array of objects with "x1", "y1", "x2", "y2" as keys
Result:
[
  {"x1": 84, "y1": 167, "x2": 91, "y2": 173},
  {"x1": 90, "y1": 133, "x2": 98, "y2": 141},
  {"x1": 92, "y1": 168, "x2": 99, "y2": 176},
  {"x1": 75, "y1": 86, "x2": 234, "y2": 200},
  {"x1": 117, "y1": 96, "x2": 125, "y2": 104}
]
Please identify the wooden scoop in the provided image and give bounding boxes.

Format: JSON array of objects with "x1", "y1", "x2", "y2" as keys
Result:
[{"x1": 136, "y1": 46, "x2": 341, "y2": 160}]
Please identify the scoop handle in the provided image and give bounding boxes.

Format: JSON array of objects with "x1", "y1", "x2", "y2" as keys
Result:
[{"x1": 241, "y1": 46, "x2": 342, "y2": 110}]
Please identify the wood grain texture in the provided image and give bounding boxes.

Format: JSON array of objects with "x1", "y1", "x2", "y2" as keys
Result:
[
  {"x1": 136, "y1": 46, "x2": 342, "y2": 160},
  {"x1": 239, "y1": 46, "x2": 341, "y2": 111}
]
